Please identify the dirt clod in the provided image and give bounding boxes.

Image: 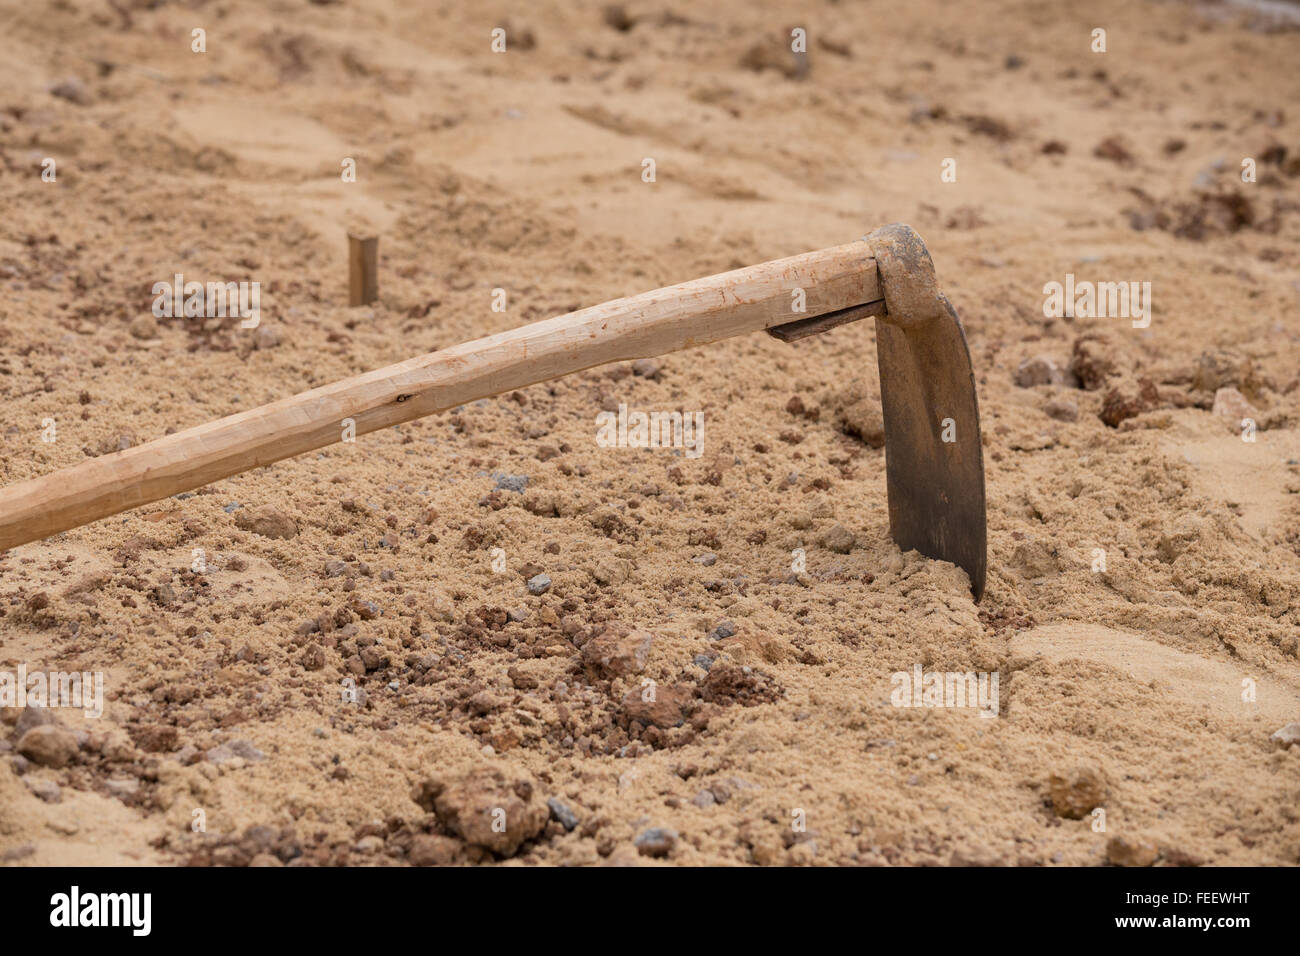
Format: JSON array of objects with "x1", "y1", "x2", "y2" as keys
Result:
[{"x1": 1047, "y1": 768, "x2": 1107, "y2": 820}]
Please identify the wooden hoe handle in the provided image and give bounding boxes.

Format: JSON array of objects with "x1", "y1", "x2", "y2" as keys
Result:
[{"x1": 0, "y1": 242, "x2": 880, "y2": 552}]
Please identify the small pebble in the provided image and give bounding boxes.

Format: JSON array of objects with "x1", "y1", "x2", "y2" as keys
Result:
[
  {"x1": 547, "y1": 797, "x2": 580, "y2": 831},
  {"x1": 1045, "y1": 397, "x2": 1079, "y2": 422},
  {"x1": 206, "y1": 739, "x2": 266, "y2": 765},
  {"x1": 128, "y1": 313, "x2": 158, "y2": 340},
  {"x1": 1271, "y1": 722, "x2": 1300, "y2": 749},
  {"x1": 49, "y1": 77, "x2": 89, "y2": 105},
  {"x1": 105, "y1": 777, "x2": 138, "y2": 799},
  {"x1": 25, "y1": 777, "x2": 61, "y2": 803},
  {"x1": 1107, "y1": 835, "x2": 1159, "y2": 867},
  {"x1": 493, "y1": 473, "x2": 529, "y2": 493},
  {"x1": 527, "y1": 573, "x2": 551, "y2": 595},
  {"x1": 1015, "y1": 355, "x2": 1069, "y2": 388},
  {"x1": 17, "y1": 725, "x2": 79, "y2": 768},
  {"x1": 634, "y1": 826, "x2": 679, "y2": 858},
  {"x1": 819, "y1": 523, "x2": 856, "y2": 554},
  {"x1": 354, "y1": 836, "x2": 384, "y2": 854}
]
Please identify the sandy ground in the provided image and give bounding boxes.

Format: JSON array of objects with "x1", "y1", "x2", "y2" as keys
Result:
[{"x1": 1, "y1": 0, "x2": 1299, "y2": 867}]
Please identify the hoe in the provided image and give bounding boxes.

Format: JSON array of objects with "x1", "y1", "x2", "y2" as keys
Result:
[{"x1": 0, "y1": 224, "x2": 987, "y2": 599}]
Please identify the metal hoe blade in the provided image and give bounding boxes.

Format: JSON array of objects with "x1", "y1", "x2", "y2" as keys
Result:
[{"x1": 868, "y1": 225, "x2": 986, "y2": 599}]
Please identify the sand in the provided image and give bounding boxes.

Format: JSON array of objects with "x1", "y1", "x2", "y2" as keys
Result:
[{"x1": 1, "y1": 0, "x2": 1299, "y2": 866}]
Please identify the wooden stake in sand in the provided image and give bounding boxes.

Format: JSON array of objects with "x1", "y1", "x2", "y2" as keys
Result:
[{"x1": 347, "y1": 233, "x2": 378, "y2": 306}]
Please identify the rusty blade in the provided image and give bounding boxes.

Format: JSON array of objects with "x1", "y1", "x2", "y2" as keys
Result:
[{"x1": 875, "y1": 297, "x2": 987, "y2": 600}]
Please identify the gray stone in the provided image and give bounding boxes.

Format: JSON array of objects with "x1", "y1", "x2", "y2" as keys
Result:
[
  {"x1": 493, "y1": 473, "x2": 529, "y2": 493},
  {"x1": 547, "y1": 797, "x2": 580, "y2": 831},
  {"x1": 25, "y1": 776, "x2": 61, "y2": 803},
  {"x1": 634, "y1": 826, "x2": 679, "y2": 858},
  {"x1": 1015, "y1": 355, "x2": 1072, "y2": 388}
]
